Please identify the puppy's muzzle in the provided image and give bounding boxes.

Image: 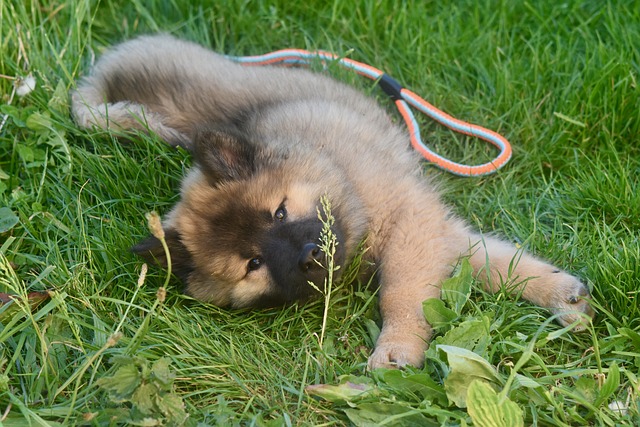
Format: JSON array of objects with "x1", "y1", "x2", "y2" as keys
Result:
[{"x1": 298, "y1": 243, "x2": 323, "y2": 272}]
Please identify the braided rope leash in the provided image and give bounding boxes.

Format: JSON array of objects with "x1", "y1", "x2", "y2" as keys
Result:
[{"x1": 229, "y1": 49, "x2": 512, "y2": 177}]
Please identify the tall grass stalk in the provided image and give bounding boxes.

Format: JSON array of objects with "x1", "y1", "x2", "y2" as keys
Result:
[{"x1": 315, "y1": 195, "x2": 340, "y2": 350}]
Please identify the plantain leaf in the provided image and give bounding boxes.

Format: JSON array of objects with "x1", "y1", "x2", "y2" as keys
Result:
[
  {"x1": 467, "y1": 380, "x2": 524, "y2": 427},
  {"x1": 25, "y1": 111, "x2": 52, "y2": 131},
  {"x1": 574, "y1": 377, "x2": 598, "y2": 403},
  {"x1": 594, "y1": 362, "x2": 620, "y2": 408},
  {"x1": 437, "y1": 345, "x2": 501, "y2": 408}
]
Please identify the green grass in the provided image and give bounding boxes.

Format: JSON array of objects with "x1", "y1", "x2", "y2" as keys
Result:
[{"x1": 1, "y1": 0, "x2": 639, "y2": 425}]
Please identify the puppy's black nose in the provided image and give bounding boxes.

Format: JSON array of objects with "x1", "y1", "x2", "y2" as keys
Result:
[{"x1": 298, "y1": 243, "x2": 322, "y2": 272}]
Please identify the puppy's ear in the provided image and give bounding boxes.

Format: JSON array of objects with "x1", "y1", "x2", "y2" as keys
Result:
[
  {"x1": 131, "y1": 228, "x2": 193, "y2": 282},
  {"x1": 194, "y1": 125, "x2": 256, "y2": 182}
]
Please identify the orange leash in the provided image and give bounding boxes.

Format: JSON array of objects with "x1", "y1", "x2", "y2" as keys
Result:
[{"x1": 230, "y1": 49, "x2": 512, "y2": 177}]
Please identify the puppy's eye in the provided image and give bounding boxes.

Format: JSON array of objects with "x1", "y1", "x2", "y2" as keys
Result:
[
  {"x1": 248, "y1": 257, "x2": 264, "y2": 272},
  {"x1": 274, "y1": 206, "x2": 287, "y2": 222}
]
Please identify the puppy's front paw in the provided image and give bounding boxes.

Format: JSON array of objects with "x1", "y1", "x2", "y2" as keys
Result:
[
  {"x1": 367, "y1": 335, "x2": 427, "y2": 370},
  {"x1": 545, "y1": 271, "x2": 595, "y2": 331}
]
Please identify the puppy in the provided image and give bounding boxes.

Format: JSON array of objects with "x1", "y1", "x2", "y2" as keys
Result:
[{"x1": 72, "y1": 35, "x2": 594, "y2": 368}]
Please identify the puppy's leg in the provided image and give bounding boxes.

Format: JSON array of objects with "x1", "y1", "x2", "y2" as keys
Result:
[
  {"x1": 367, "y1": 209, "x2": 594, "y2": 370},
  {"x1": 468, "y1": 234, "x2": 594, "y2": 329},
  {"x1": 71, "y1": 86, "x2": 191, "y2": 148},
  {"x1": 368, "y1": 244, "x2": 454, "y2": 369},
  {"x1": 367, "y1": 199, "x2": 466, "y2": 369}
]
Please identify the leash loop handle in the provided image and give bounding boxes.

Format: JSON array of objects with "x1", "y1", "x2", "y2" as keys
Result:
[{"x1": 229, "y1": 49, "x2": 512, "y2": 177}]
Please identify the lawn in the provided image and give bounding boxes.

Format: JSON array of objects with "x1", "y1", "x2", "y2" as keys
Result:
[{"x1": 1, "y1": 0, "x2": 639, "y2": 425}]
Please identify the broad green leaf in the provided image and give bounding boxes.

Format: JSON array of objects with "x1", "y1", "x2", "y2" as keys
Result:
[
  {"x1": 437, "y1": 345, "x2": 501, "y2": 408},
  {"x1": 108, "y1": 355, "x2": 136, "y2": 367},
  {"x1": 306, "y1": 375, "x2": 377, "y2": 404},
  {"x1": 364, "y1": 318, "x2": 381, "y2": 343},
  {"x1": 594, "y1": 362, "x2": 620, "y2": 408},
  {"x1": 26, "y1": 111, "x2": 53, "y2": 131},
  {"x1": 467, "y1": 380, "x2": 524, "y2": 427},
  {"x1": 15, "y1": 144, "x2": 34, "y2": 163},
  {"x1": 0, "y1": 208, "x2": 19, "y2": 233},
  {"x1": 427, "y1": 316, "x2": 491, "y2": 359},
  {"x1": 128, "y1": 417, "x2": 162, "y2": 426},
  {"x1": 151, "y1": 357, "x2": 174, "y2": 389},
  {"x1": 48, "y1": 80, "x2": 69, "y2": 114},
  {"x1": 97, "y1": 363, "x2": 142, "y2": 401},
  {"x1": 441, "y1": 258, "x2": 474, "y2": 314},
  {"x1": 344, "y1": 403, "x2": 437, "y2": 427},
  {"x1": 423, "y1": 298, "x2": 457, "y2": 329},
  {"x1": 0, "y1": 167, "x2": 9, "y2": 180},
  {"x1": 513, "y1": 374, "x2": 542, "y2": 389},
  {"x1": 0, "y1": 105, "x2": 26, "y2": 127},
  {"x1": 378, "y1": 369, "x2": 447, "y2": 405},
  {"x1": 47, "y1": 130, "x2": 67, "y2": 148},
  {"x1": 574, "y1": 377, "x2": 597, "y2": 403},
  {"x1": 132, "y1": 383, "x2": 158, "y2": 414},
  {"x1": 156, "y1": 393, "x2": 188, "y2": 424}
]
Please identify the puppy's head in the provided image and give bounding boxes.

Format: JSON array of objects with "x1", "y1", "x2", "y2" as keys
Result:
[{"x1": 132, "y1": 126, "x2": 365, "y2": 308}]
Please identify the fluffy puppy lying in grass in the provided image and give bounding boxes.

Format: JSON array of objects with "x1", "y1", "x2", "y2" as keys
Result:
[{"x1": 72, "y1": 35, "x2": 594, "y2": 369}]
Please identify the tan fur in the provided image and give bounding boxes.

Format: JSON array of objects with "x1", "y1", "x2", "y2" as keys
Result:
[{"x1": 72, "y1": 35, "x2": 594, "y2": 369}]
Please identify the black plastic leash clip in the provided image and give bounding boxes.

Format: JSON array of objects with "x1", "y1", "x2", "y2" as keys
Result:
[{"x1": 378, "y1": 74, "x2": 404, "y2": 101}]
